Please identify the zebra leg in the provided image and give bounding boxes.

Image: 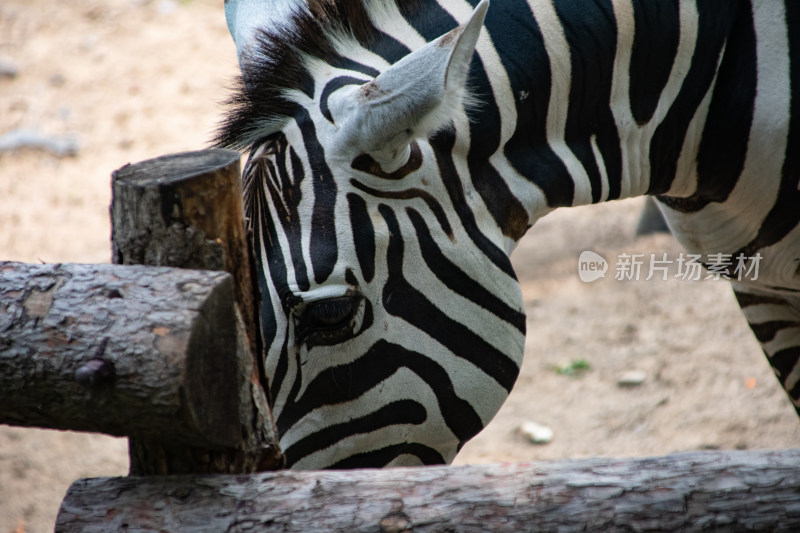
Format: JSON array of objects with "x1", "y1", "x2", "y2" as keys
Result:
[
  {"x1": 635, "y1": 197, "x2": 671, "y2": 236},
  {"x1": 732, "y1": 283, "x2": 800, "y2": 417}
]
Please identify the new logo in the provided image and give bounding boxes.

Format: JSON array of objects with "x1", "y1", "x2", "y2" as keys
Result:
[{"x1": 578, "y1": 250, "x2": 608, "y2": 282}]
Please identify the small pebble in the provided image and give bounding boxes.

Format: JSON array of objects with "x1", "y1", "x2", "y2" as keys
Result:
[
  {"x1": 0, "y1": 59, "x2": 19, "y2": 80},
  {"x1": 617, "y1": 370, "x2": 647, "y2": 388},
  {"x1": 0, "y1": 128, "x2": 80, "y2": 157},
  {"x1": 49, "y1": 73, "x2": 66, "y2": 87},
  {"x1": 158, "y1": 0, "x2": 178, "y2": 15},
  {"x1": 519, "y1": 421, "x2": 553, "y2": 444}
]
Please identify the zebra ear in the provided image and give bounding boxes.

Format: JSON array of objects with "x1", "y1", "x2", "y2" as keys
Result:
[
  {"x1": 225, "y1": 0, "x2": 304, "y2": 68},
  {"x1": 334, "y1": 0, "x2": 489, "y2": 172}
]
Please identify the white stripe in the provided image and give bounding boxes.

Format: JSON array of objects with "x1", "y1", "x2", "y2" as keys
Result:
[
  {"x1": 610, "y1": 0, "x2": 700, "y2": 199},
  {"x1": 742, "y1": 303, "x2": 800, "y2": 325},
  {"x1": 286, "y1": 367, "x2": 460, "y2": 467},
  {"x1": 591, "y1": 134, "x2": 610, "y2": 202},
  {"x1": 364, "y1": 0, "x2": 428, "y2": 52},
  {"x1": 669, "y1": 1, "x2": 790, "y2": 255},
  {"x1": 764, "y1": 327, "x2": 800, "y2": 360},
  {"x1": 528, "y1": 0, "x2": 593, "y2": 206}
]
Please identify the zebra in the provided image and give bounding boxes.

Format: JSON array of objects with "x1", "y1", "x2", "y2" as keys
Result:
[{"x1": 217, "y1": 0, "x2": 800, "y2": 469}]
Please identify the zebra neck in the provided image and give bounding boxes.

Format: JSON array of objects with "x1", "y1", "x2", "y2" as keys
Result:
[{"x1": 452, "y1": 0, "x2": 738, "y2": 245}]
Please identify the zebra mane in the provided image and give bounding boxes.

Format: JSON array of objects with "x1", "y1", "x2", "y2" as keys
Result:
[{"x1": 214, "y1": 0, "x2": 421, "y2": 150}]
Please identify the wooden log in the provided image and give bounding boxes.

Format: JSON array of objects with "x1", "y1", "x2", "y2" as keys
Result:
[
  {"x1": 56, "y1": 448, "x2": 800, "y2": 532},
  {"x1": 0, "y1": 261, "x2": 241, "y2": 449},
  {"x1": 111, "y1": 149, "x2": 258, "y2": 352},
  {"x1": 110, "y1": 149, "x2": 282, "y2": 474}
]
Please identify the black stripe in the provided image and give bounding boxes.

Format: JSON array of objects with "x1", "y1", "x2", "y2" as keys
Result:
[
  {"x1": 320, "y1": 76, "x2": 369, "y2": 123},
  {"x1": 750, "y1": 321, "x2": 797, "y2": 344},
  {"x1": 595, "y1": 108, "x2": 624, "y2": 201},
  {"x1": 279, "y1": 331, "x2": 306, "y2": 436},
  {"x1": 734, "y1": 291, "x2": 788, "y2": 308},
  {"x1": 268, "y1": 331, "x2": 291, "y2": 408},
  {"x1": 693, "y1": 3, "x2": 756, "y2": 208},
  {"x1": 485, "y1": 0, "x2": 575, "y2": 208},
  {"x1": 649, "y1": 2, "x2": 738, "y2": 196},
  {"x1": 251, "y1": 194, "x2": 278, "y2": 352},
  {"x1": 287, "y1": 147, "x2": 312, "y2": 290},
  {"x1": 351, "y1": 142, "x2": 423, "y2": 180},
  {"x1": 555, "y1": 0, "x2": 620, "y2": 203},
  {"x1": 734, "y1": 1, "x2": 800, "y2": 256},
  {"x1": 367, "y1": 30, "x2": 412, "y2": 65},
  {"x1": 249, "y1": 178, "x2": 293, "y2": 408},
  {"x1": 323, "y1": 0, "x2": 412, "y2": 65},
  {"x1": 264, "y1": 138, "x2": 310, "y2": 292},
  {"x1": 329, "y1": 58, "x2": 380, "y2": 80},
  {"x1": 288, "y1": 4, "x2": 382, "y2": 81},
  {"x1": 283, "y1": 400, "x2": 427, "y2": 466},
  {"x1": 431, "y1": 130, "x2": 518, "y2": 279},
  {"x1": 406, "y1": 207, "x2": 526, "y2": 335},
  {"x1": 329, "y1": 442, "x2": 445, "y2": 468},
  {"x1": 275, "y1": 339, "x2": 485, "y2": 446},
  {"x1": 296, "y1": 107, "x2": 338, "y2": 284},
  {"x1": 347, "y1": 193, "x2": 376, "y2": 283},
  {"x1": 787, "y1": 385, "x2": 800, "y2": 415},
  {"x1": 398, "y1": 0, "x2": 457, "y2": 42},
  {"x1": 256, "y1": 181, "x2": 292, "y2": 313},
  {"x1": 380, "y1": 204, "x2": 520, "y2": 393},
  {"x1": 770, "y1": 347, "x2": 800, "y2": 382},
  {"x1": 629, "y1": 0, "x2": 680, "y2": 125},
  {"x1": 466, "y1": 54, "x2": 530, "y2": 239},
  {"x1": 350, "y1": 179, "x2": 454, "y2": 239}
]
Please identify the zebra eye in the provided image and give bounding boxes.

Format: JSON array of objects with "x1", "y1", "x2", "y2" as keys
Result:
[
  {"x1": 297, "y1": 295, "x2": 362, "y2": 345},
  {"x1": 307, "y1": 297, "x2": 357, "y2": 327}
]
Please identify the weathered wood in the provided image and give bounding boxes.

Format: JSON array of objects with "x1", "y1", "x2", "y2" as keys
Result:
[
  {"x1": 111, "y1": 149, "x2": 258, "y2": 350},
  {"x1": 110, "y1": 149, "x2": 282, "y2": 474},
  {"x1": 0, "y1": 261, "x2": 241, "y2": 449},
  {"x1": 56, "y1": 448, "x2": 800, "y2": 532}
]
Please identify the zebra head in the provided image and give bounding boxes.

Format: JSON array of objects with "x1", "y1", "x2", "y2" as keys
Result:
[{"x1": 218, "y1": 0, "x2": 526, "y2": 468}]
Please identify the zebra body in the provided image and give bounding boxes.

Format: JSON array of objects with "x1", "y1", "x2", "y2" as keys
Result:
[{"x1": 218, "y1": 0, "x2": 800, "y2": 469}]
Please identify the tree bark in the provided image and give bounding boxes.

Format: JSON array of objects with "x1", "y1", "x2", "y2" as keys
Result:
[
  {"x1": 110, "y1": 148, "x2": 282, "y2": 474},
  {"x1": 56, "y1": 448, "x2": 800, "y2": 532},
  {"x1": 0, "y1": 261, "x2": 242, "y2": 449}
]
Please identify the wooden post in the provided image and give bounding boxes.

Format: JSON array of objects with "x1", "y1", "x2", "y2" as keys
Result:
[
  {"x1": 56, "y1": 449, "x2": 800, "y2": 532},
  {"x1": 0, "y1": 261, "x2": 242, "y2": 449},
  {"x1": 110, "y1": 149, "x2": 282, "y2": 474}
]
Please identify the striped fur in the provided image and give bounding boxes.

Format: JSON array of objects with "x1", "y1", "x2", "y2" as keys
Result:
[{"x1": 218, "y1": 0, "x2": 800, "y2": 468}]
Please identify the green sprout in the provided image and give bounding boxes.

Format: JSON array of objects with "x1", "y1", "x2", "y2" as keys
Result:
[{"x1": 554, "y1": 359, "x2": 591, "y2": 376}]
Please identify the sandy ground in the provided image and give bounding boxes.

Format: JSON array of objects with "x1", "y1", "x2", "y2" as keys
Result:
[{"x1": 1, "y1": 1, "x2": 798, "y2": 531}]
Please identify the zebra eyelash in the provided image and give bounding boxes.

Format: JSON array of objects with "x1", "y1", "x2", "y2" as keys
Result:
[{"x1": 292, "y1": 293, "x2": 366, "y2": 347}]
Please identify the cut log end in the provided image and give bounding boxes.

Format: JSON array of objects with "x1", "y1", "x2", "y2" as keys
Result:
[
  {"x1": 112, "y1": 149, "x2": 241, "y2": 187},
  {"x1": 0, "y1": 262, "x2": 242, "y2": 449}
]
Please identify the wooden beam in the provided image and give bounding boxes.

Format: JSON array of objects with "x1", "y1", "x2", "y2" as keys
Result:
[
  {"x1": 0, "y1": 261, "x2": 242, "y2": 449},
  {"x1": 56, "y1": 448, "x2": 800, "y2": 532}
]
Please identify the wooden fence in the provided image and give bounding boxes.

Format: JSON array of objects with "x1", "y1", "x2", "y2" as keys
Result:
[{"x1": 1, "y1": 150, "x2": 798, "y2": 531}]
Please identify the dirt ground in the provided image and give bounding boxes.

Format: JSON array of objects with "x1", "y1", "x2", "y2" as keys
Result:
[{"x1": 1, "y1": 1, "x2": 798, "y2": 531}]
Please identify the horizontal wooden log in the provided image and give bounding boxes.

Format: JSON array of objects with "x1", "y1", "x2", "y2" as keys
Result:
[
  {"x1": 57, "y1": 449, "x2": 800, "y2": 532},
  {"x1": 0, "y1": 261, "x2": 242, "y2": 449}
]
